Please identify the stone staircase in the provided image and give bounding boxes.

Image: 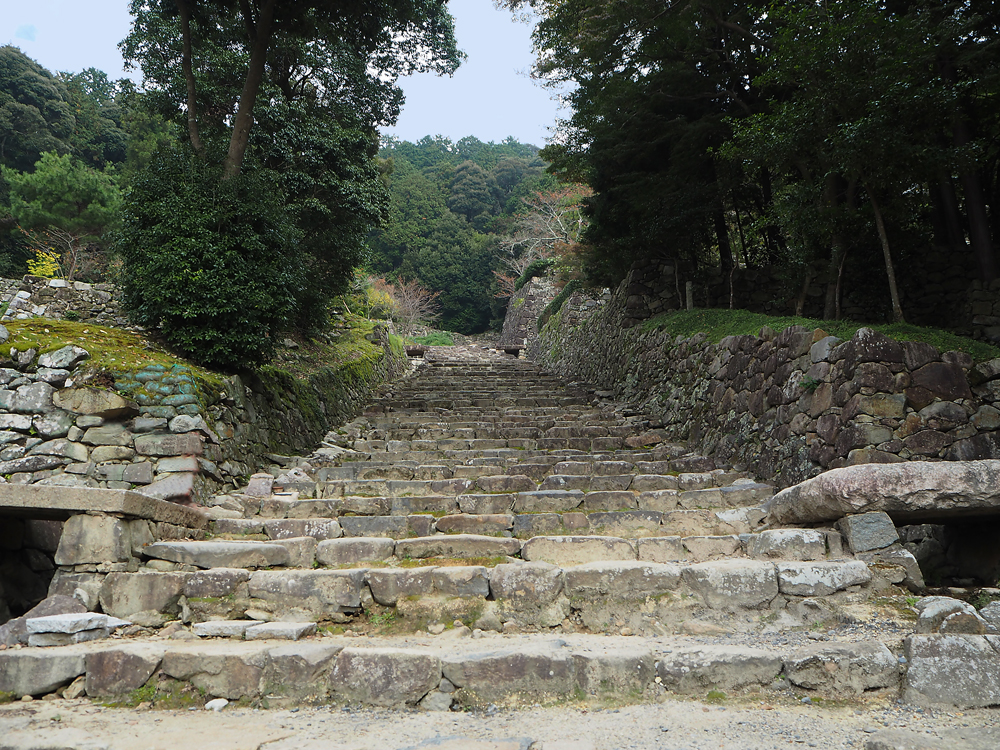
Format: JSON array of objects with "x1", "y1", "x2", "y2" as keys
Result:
[{"x1": 1, "y1": 347, "x2": 976, "y2": 713}]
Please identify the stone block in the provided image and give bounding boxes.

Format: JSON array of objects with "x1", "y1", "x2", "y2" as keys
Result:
[
  {"x1": 513, "y1": 490, "x2": 584, "y2": 513},
  {"x1": 784, "y1": 642, "x2": 899, "y2": 695},
  {"x1": 99, "y1": 571, "x2": 188, "y2": 618},
  {"x1": 53, "y1": 386, "x2": 139, "y2": 420},
  {"x1": 458, "y1": 494, "x2": 517, "y2": 515},
  {"x1": 656, "y1": 646, "x2": 784, "y2": 693},
  {"x1": 85, "y1": 645, "x2": 163, "y2": 696},
  {"x1": 394, "y1": 534, "x2": 521, "y2": 559},
  {"x1": 564, "y1": 561, "x2": 681, "y2": 599},
  {"x1": 434, "y1": 513, "x2": 513, "y2": 535},
  {"x1": 193, "y1": 620, "x2": 256, "y2": 638},
  {"x1": 838, "y1": 511, "x2": 899, "y2": 553},
  {"x1": 682, "y1": 535, "x2": 741, "y2": 561},
  {"x1": 521, "y1": 536, "x2": 636, "y2": 566},
  {"x1": 54, "y1": 514, "x2": 131, "y2": 566},
  {"x1": 183, "y1": 568, "x2": 251, "y2": 598},
  {"x1": 244, "y1": 622, "x2": 317, "y2": 641},
  {"x1": 272, "y1": 536, "x2": 317, "y2": 568},
  {"x1": 160, "y1": 645, "x2": 268, "y2": 699},
  {"x1": 432, "y1": 566, "x2": 490, "y2": 597},
  {"x1": 316, "y1": 537, "x2": 395, "y2": 565},
  {"x1": 0, "y1": 647, "x2": 87, "y2": 696},
  {"x1": 330, "y1": 648, "x2": 440, "y2": 706},
  {"x1": 904, "y1": 635, "x2": 1000, "y2": 707},
  {"x1": 134, "y1": 432, "x2": 204, "y2": 456},
  {"x1": 248, "y1": 569, "x2": 366, "y2": 619},
  {"x1": 12, "y1": 382, "x2": 56, "y2": 413},
  {"x1": 681, "y1": 560, "x2": 778, "y2": 609},
  {"x1": 747, "y1": 529, "x2": 827, "y2": 561},
  {"x1": 636, "y1": 536, "x2": 685, "y2": 563},
  {"x1": 264, "y1": 518, "x2": 342, "y2": 540},
  {"x1": 143, "y1": 540, "x2": 290, "y2": 569},
  {"x1": 489, "y1": 562, "x2": 564, "y2": 603},
  {"x1": 442, "y1": 646, "x2": 574, "y2": 705},
  {"x1": 367, "y1": 567, "x2": 437, "y2": 606},
  {"x1": 776, "y1": 560, "x2": 872, "y2": 596},
  {"x1": 586, "y1": 510, "x2": 662, "y2": 537},
  {"x1": 338, "y1": 515, "x2": 407, "y2": 538}
]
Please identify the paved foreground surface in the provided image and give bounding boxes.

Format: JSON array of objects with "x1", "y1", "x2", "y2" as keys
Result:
[{"x1": 3, "y1": 696, "x2": 999, "y2": 750}]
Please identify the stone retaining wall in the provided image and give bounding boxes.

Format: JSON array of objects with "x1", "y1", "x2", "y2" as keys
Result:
[
  {"x1": 0, "y1": 330, "x2": 407, "y2": 619},
  {"x1": 499, "y1": 276, "x2": 558, "y2": 350},
  {"x1": 1, "y1": 275, "x2": 126, "y2": 326},
  {"x1": 531, "y1": 283, "x2": 1000, "y2": 488}
]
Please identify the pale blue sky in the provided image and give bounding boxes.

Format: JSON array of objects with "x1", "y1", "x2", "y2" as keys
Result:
[{"x1": 0, "y1": 0, "x2": 561, "y2": 148}]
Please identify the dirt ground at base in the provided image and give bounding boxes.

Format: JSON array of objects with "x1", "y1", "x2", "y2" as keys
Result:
[{"x1": 2, "y1": 692, "x2": 999, "y2": 750}]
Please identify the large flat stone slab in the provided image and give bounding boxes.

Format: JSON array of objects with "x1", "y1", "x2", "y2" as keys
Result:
[
  {"x1": 766, "y1": 460, "x2": 1000, "y2": 524},
  {"x1": 0, "y1": 483, "x2": 208, "y2": 527},
  {"x1": 394, "y1": 534, "x2": 521, "y2": 559},
  {"x1": 143, "y1": 541, "x2": 290, "y2": 569}
]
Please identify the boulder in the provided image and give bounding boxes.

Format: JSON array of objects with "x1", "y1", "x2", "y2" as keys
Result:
[{"x1": 765, "y1": 460, "x2": 1000, "y2": 524}]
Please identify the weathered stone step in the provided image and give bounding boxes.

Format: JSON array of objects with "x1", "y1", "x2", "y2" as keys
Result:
[
  {"x1": 0, "y1": 632, "x2": 916, "y2": 707},
  {"x1": 86, "y1": 556, "x2": 882, "y2": 633}
]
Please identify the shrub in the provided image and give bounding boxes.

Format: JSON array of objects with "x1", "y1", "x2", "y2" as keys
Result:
[{"x1": 116, "y1": 149, "x2": 302, "y2": 369}]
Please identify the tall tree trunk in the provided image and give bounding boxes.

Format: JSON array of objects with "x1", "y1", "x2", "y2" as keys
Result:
[
  {"x1": 714, "y1": 206, "x2": 735, "y2": 309},
  {"x1": 955, "y1": 118, "x2": 998, "y2": 281},
  {"x1": 932, "y1": 175, "x2": 968, "y2": 254},
  {"x1": 866, "y1": 186, "x2": 905, "y2": 323},
  {"x1": 823, "y1": 237, "x2": 847, "y2": 320},
  {"x1": 940, "y1": 56, "x2": 997, "y2": 281},
  {"x1": 222, "y1": 0, "x2": 277, "y2": 179},
  {"x1": 821, "y1": 174, "x2": 845, "y2": 320},
  {"x1": 176, "y1": 0, "x2": 202, "y2": 155}
]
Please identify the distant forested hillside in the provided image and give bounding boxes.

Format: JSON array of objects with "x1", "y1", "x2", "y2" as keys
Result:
[{"x1": 370, "y1": 136, "x2": 558, "y2": 333}]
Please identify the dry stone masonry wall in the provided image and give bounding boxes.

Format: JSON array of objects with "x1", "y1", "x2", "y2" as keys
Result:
[
  {"x1": 1, "y1": 275, "x2": 126, "y2": 326},
  {"x1": 530, "y1": 283, "x2": 1000, "y2": 488}
]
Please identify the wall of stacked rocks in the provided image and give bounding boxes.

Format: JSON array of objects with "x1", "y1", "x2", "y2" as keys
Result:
[
  {"x1": 499, "y1": 276, "x2": 558, "y2": 351},
  {"x1": 531, "y1": 283, "x2": 1000, "y2": 489},
  {"x1": 0, "y1": 276, "x2": 126, "y2": 326},
  {"x1": 621, "y1": 254, "x2": 1000, "y2": 343},
  {"x1": 0, "y1": 327, "x2": 407, "y2": 618}
]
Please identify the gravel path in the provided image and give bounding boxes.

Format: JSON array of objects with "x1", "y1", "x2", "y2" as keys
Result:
[{"x1": 3, "y1": 694, "x2": 999, "y2": 750}]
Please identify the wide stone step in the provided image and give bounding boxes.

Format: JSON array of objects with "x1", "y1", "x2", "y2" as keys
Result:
[
  {"x1": 0, "y1": 631, "x2": 911, "y2": 708},
  {"x1": 92, "y1": 557, "x2": 879, "y2": 629}
]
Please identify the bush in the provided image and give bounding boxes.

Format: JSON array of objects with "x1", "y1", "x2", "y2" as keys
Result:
[
  {"x1": 116, "y1": 149, "x2": 302, "y2": 369},
  {"x1": 413, "y1": 331, "x2": 454, "y2": 346}
]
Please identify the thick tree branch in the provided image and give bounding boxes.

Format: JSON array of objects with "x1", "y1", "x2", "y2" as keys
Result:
[{"x1": 223, "y1": 0, "x2": 277, "y2": 178}]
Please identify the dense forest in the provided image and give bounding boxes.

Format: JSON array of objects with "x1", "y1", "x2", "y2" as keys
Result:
[
  {"x1": 503, "y1": 0, "x2": 1000, "y2": 325},
  {"x1": 370, "y1": 136, "x2": 557, "y2": 333}
]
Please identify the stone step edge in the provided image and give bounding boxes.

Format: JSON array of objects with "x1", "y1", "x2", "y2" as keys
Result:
[{"x1": 0, "y1": 633, "x2": 923, "y2": 708}]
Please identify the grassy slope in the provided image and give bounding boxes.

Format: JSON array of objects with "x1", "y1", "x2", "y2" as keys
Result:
[{"x1": 643, "y1": 309, "x2": 1000, "y2": 363}]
